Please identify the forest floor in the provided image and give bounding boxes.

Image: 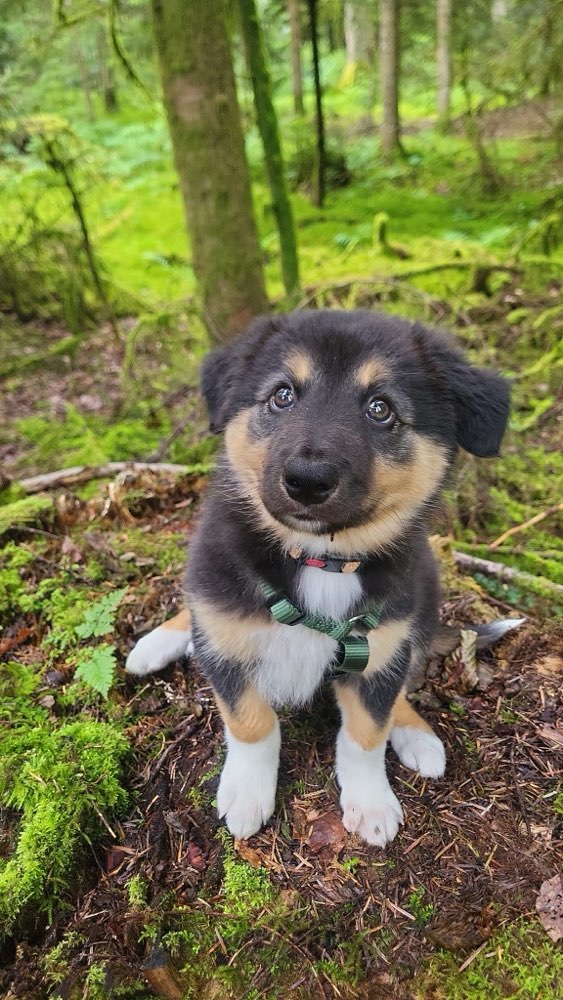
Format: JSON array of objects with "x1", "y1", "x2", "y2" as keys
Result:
[
  {"x1": 1, "y1": 275, "x2": 562, "y2": 1000},
  {"x1": 1, "y1": 102, "x2": 563, "y2": 999}
]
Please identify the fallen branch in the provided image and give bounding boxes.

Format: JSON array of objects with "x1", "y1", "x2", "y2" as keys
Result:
[
  {"x1": 16, "y1": 462, "x2": 193, "y2": 495},
  {"x1": 488, "y1": 502, "x2": 563, "y2": 549},
  {"x1": 453, "y1": 550, "x2": 563, "y2": 597},
  {"x1": 297, "y1": 263, "x2": 521, "y2": 308}
]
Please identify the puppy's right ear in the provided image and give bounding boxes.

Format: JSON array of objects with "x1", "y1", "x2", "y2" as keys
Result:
[
  {"x1": 200, "y1": 346, "x2": 235, "y2": 432},
  {"x1": 200, "y1": 316, "x2": 279, "y2": 431}
]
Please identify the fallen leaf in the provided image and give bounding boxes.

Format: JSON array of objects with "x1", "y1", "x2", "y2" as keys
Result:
[
  {"x1": 307, "y1": 812, "x2": 346, "y2": 855},
  {"x1": 0, "y1": 626, "x2": 35, "y2": 657},
  {"x1": 234, "y1": 841, "x2": 270, "y2": 868},
  {"x1": 533, "y1": 655, "x2": 563, "y2": 678},
  {"x1": 536, "y1": 874, "x2": 563, "y2": 942},
  {"x1": 186, "y1": 841, "x2": 206, "y2": 872}
]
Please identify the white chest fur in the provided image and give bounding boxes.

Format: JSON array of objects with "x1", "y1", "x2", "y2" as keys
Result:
[{"x1": 253, "y1": 567, "x2": 364, "y2": 708}]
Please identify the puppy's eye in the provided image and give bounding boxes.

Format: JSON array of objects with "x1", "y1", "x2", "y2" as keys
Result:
[
  {"x1": 367, "y1": 398, "x2": 395, "y2": 426},
  {"x1": 270, "y1": 385, "x2": 295, "y2": 411}
]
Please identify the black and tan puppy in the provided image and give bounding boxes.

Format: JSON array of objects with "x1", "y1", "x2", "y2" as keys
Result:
[{"x1": 126, "y1": 310, "x2": 509, "y2": 846}]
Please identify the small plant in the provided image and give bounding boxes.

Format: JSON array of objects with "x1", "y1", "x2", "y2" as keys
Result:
[
  {"x1": 407, "y1": 886, "x2": 434, "y2": 927},
  {"x1": 127, "y1": 875, "x2": 148, "y2": 910}
]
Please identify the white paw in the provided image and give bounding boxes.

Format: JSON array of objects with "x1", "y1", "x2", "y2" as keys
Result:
[
  {"x1": 390, "y1": 725, "x2": 446, "y2": 778},
  {"x1": 217, "y1": 724, "x2": 280, "y2": 840},
  {"x1": 341, "y1": 787, "x2": 404, "y2": 848},
  {"x1": 125, "y1": 626, "x2": 193, "y2": 676},
  {"x1": 336, "y1": 730, "x2": 404, "y2": 848}
]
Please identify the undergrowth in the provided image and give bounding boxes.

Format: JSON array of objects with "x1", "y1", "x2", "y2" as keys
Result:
[{"x1": 0, "y1": 661, "x2": 129, "y2": 938}]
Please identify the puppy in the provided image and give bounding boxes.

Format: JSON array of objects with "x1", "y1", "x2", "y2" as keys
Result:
[{"x1": 126, "y1": 310, "x2": 509, "y2": 847}]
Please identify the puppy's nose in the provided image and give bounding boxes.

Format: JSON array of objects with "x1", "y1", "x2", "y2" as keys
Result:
[{"x1": 283, "y1": 458, "x2": 339, "y2": 505}]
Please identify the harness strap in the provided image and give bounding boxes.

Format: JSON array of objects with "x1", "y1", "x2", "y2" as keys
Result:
[{"x1": 261, "y1": 581, "x2": 382, "y2": 675}]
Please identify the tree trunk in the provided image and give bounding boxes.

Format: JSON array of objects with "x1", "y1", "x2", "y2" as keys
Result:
[
  {"x1": 287, "y1": 0, "x2": 304, "y2": 115},
  {"x1": 151, "y1": 0, "x2": 268, "y2": 342},
  {"x1": 97, "y1": 25, "x2": 118, "y2": 113},
  {"x1": 379, "y1": 0, "x2": 401, "y2": 162},
  {"x1": 76, "y1": 43, "x2": 95, "y2": 122},
  {"x1": 239, "y1": 0, "x2": 299, "y2": 295},
  {"x1": 436, "y1": 0, "x2": 451, "y2": 125},
  {"x1": 344, "y1": 2, "x2": 375, "y2": 68},
  {"x1": 306, "y1": 0, "x2": 325, "y2": 207}
]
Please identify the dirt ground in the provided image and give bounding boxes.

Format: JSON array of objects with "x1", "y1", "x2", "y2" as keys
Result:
[{"x1": 1, "y1": 465, "x2": 562, "y2": 999}]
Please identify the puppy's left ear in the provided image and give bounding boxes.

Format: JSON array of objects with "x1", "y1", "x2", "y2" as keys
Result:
[
  {"x1": 414, "y1": 325, "x2": 510, "y2": 457},
  {"x1": 446, "y1": 359, "x2": 510, "y2": 457}
]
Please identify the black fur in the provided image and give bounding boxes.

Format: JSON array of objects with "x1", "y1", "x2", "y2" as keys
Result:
[{"x1": 189, "y1": 309, "x2": 508, "y2": 720}]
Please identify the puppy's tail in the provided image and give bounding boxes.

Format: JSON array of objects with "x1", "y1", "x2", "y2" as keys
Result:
[{"x1": 429, "y1": 618, "x2": 526, "y2": 657}]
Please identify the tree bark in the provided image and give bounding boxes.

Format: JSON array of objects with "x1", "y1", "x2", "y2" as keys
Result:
[
  {"x1": 379, "y1": 0, "x2": 402, "y2": 162},
  {"x1": 344, "y1": 2, "x2": 376, "y2": 68},
  {"x1": 287, "y1": 0, "x2": 304, "y2": 115},
  {"x1": 436, "y1": 0, "x2": 451, "y2": 125},
  {"x1": 306, "y1": 0, "x2": 325, "y2": 207},
  {"x1": 97, "y1": 25, "x2": 118, "y2": 113},
  {"x1": 239, "y1": 0, "x2": 300, "y2": 294},
  {"x1": 150, "y1": 0, "x2": 268, "y2": 341}
]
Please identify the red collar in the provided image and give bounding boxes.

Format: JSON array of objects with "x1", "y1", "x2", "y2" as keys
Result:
[{"x1": 287, "y1": 547, "x2": 363, "y2": 574}]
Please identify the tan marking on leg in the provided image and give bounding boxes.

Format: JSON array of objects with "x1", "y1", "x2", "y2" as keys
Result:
[
  {"x1": 215, "y1": 688, "x2": 278, "y2": 743},
  {"x1": 190, "y1": 596, "x2": 266, "y2": 664},
  {"x1": 333, "y1": 681, "x2": 390, "y2": 751},
  {"x1": 354, "y1": 358, "x2": 390, "y2": 389},
  {"x1": 286, "y1": 349, "x2": 313, "y2": 384},
  {"x1": 161, "y1": 608, "x2": 192, "y2": 632},
  {"x1": 392, "y1": 689, "x2": 435, "y2": 734},
  {"x1": 365, "y1": 618, "x2": 412, "y2": 676}
]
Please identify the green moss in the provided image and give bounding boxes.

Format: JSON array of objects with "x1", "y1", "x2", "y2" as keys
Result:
[
  {"x1": 0, "y1": 494, "x2": 53, "y2": 536},
  {"x1": 407, "y1": 886, "x2": 435, "y2": 927},
  {"x1": 414, "y1": 919, "x2": 563, "y2": 999},
  {"x1": 0, "y1": 677, "x2": 129, "y2": 936}
]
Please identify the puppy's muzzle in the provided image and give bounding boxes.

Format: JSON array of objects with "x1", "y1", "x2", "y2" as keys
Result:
[{"x1": 283, "y1": 457, "x2": 339, "y2": 506}]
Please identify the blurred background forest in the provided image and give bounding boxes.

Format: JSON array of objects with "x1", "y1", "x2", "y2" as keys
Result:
[{"x1": 0, "y1": 2, "x2": 562, "y2": 999}]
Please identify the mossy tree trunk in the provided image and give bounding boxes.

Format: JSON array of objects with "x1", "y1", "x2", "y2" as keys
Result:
[
  {"x1": 436, "y1": 0, "x2": 452, "y2": 126},
  {"x1": 379, "y1": 0, "x2": 402, "y2": 162},
  {"x1": 239, "y1": 0, "x2": 299, "y2": 296},
  {"x1": 151, "y1": 0, "x2": 268, "y2": 342},
  {"x1": 287, "y1": 0, "x2": 304, "y2": 115},
  {"x1": 307, "y1": 0, "x2": 326, "y2": 208}
]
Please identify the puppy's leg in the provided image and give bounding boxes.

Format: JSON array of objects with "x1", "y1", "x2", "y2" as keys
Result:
[
  {"x1": 215, "y1": 688, "x2": 280, "y2": 840},
  {"x1": 125, "y1": 608, "x2": 193, "y2": 676},
  {"x1": 334, "y1": 679, "x2": 403, "y2": 848},
  {"x1": 390, "y1": 689, "x2": 446, "y2": 778}
]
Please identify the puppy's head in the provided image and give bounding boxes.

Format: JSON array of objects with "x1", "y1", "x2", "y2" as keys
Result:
[{"x1": 201, "y1": 310, "x2": 509, "y2": 554}]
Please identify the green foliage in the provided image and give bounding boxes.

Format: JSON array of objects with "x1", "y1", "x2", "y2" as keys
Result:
[
  {"x1": 414, "y1": 919, "x2": 563, "y2": 1000},
  {"x1": 74, "y1": 643, "x2": 117, "y2": 698},
  {"x1": 0, "y1": 663, "x2": 129, "y2": 936},
  {"x1": 75, "y1": 587, "x2": 127, "y2": 638},
  {"x1": 0, "y1": 494, "x2": 53, "y2": 537},
  {"x1": 406, "y1": 886, "x2": 434, "y2": 927}
]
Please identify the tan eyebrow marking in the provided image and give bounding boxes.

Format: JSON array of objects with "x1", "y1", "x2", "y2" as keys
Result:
[
  {"x1": 286, "y1": 350, "x2": 313, "y2": 383},
  {"x1": 354, "y1": 358, "x2": 390, "y2": 389}
]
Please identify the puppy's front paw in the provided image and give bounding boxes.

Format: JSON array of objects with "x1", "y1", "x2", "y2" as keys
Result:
[
  {"x1": 217, "y1": 724, "x2": 281, "y2": 840},
  {"x1": 341, "y1": 782, "x2": 404, "y2": 848},
  {"x1": 336, "y1": 730, "x2": 404, "y2": 847},
  {"x1": 125, "y1": 626, "x2": 193, "y2": 676},
  {"x1": 390, "y1": 726, "x2": 446, "y2": 778},
  {"x1": 217, "y1": 768, "x2": 276, "y2": 840}
]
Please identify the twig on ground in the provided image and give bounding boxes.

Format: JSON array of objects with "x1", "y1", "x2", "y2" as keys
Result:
[
  {"x1": 16, "y1": 462, "x2": 193, "y2": 495},
  {"x1": 488, "y1": 502, "x2": 563, "y2": 549}
]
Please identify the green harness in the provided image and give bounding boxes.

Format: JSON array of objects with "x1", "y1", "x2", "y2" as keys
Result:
[{"x1": 260, "y1": 580, "x2": 382, "y2": 676}]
